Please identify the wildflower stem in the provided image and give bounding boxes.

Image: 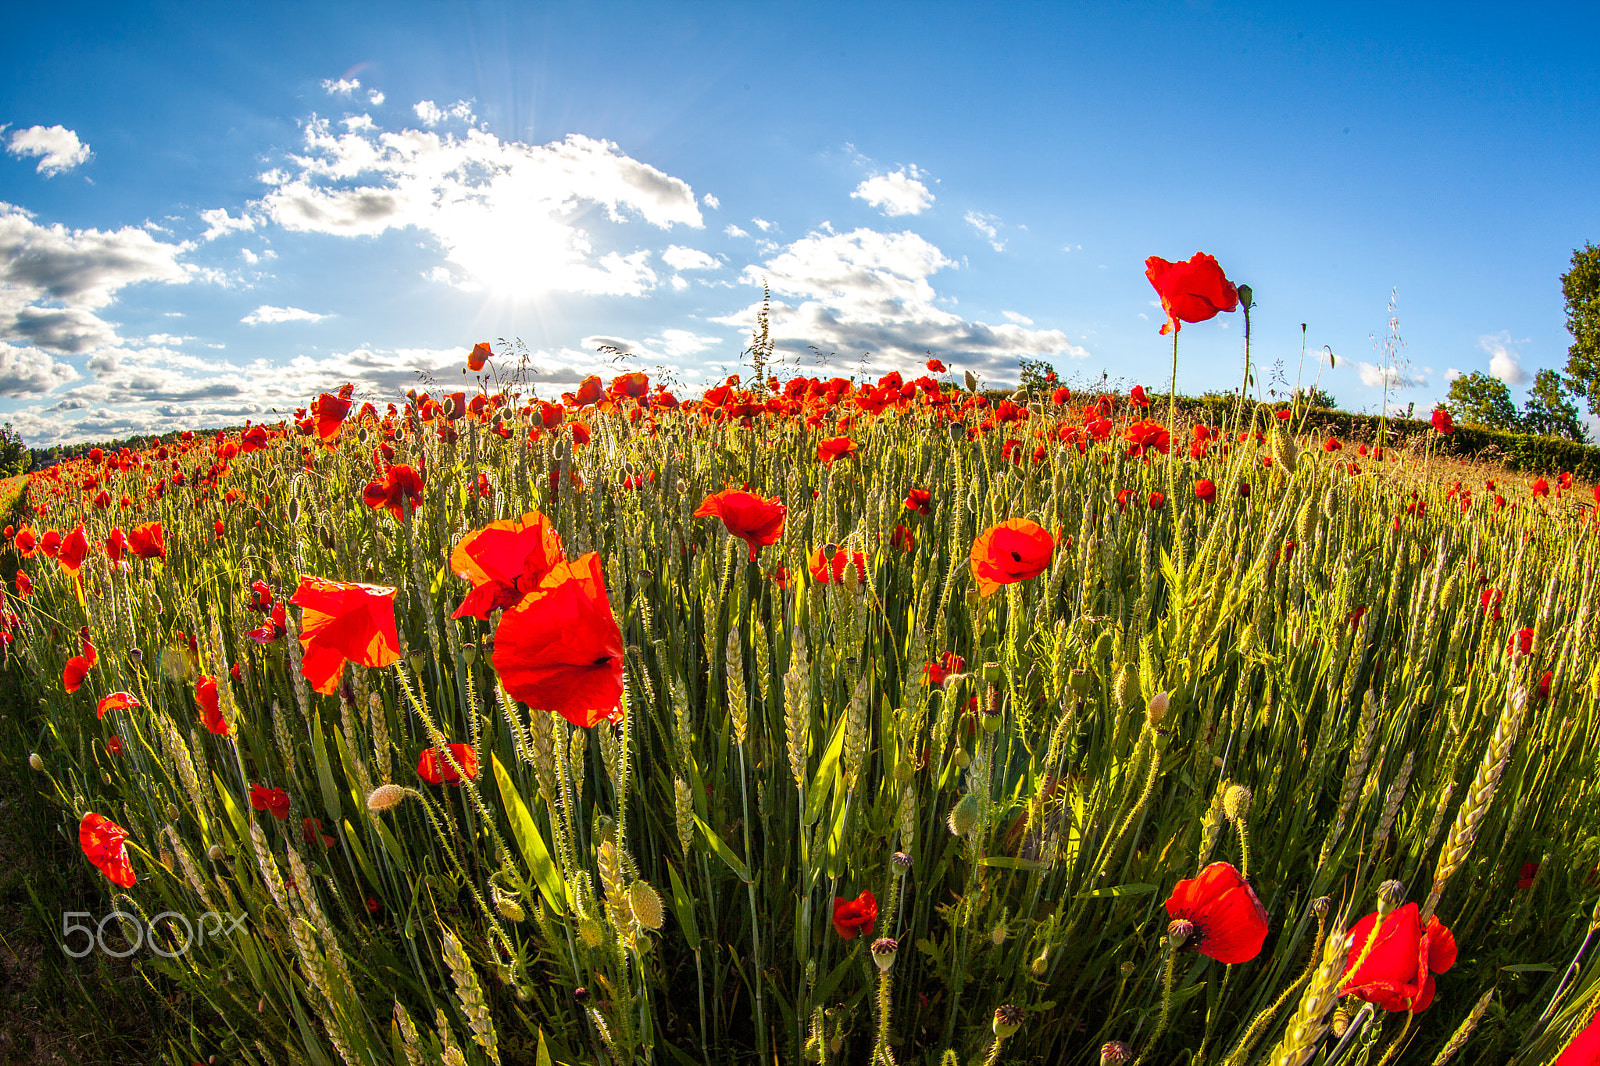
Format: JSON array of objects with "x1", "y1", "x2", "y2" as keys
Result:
[{"x1": 737, "y1": 739, "x2": 767, "y2": 1063}]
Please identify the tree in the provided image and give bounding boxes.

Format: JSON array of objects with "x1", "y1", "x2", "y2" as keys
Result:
[
  {"x1": 1521, "y1": 368, "x2": 1589, "y2": 442},
  {"x1": 1292, "y1": 385, "x2": 1338, "y2": 410},
  {"x1": 1563, "y1": 242, "x2": 1600, "y2": 415},
  {"x1": 0, "y1": 424, "x2": 27, "y2": 478},
  {"x1": 1446, "y1": 371, "x2": 1520, "y2": 430},
  {"x1": 1017, "y1": 357, "x2": 1059, "y2": 391}
]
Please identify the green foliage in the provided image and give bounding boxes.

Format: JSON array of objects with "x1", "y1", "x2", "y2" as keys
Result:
[
  {"x1": 1562, "y1": 241, "x2": 1600, "y2": 415},
  {"x1": 1521, "y1": 368, "x2": 1589, "y2": 443},
  {"x1": 1016, "y1": 356, "x2": 1059, "y2": 390},
  {"x1": 1292, "y1": 384, "x2": 1338, "y2": 410},
  {"x1": 1446, "y1": 370, "x2": 1521, "y2": 430},
  {"x1": 0, "y1": 423, "x2": 29, "y2": 478}
]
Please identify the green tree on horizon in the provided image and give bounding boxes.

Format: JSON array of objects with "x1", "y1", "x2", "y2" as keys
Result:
[
  {"x1": 1562, "y1": 241, "x2": 1600, "y2": 414},
  {"x1": 1522, "y1": 367, "x2": 1589, "y2": 442},
  {"x1": 1446, "y1": 371, "x2": 1521, "y2": 431}
]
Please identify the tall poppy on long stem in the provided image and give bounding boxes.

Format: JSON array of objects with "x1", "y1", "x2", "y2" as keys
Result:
[
  {"x1": 80, "y1": 812, "x2": 135, "y2": 887},
  {"x1": 1340, "y1": 902, "x2": 1456, "y2": 1013},
  {"x1": 969, "y1": 519, "x2": 1054, "y2": 597},
  {"x1": 449, "y1": 511, "x2": 565, "y2": 619},
  {"x1": 492, "y1": 553, "x2": 625, "y2": 728},
  {"x1": 694, "y1": 490, "x2": 786, "y2": 562},
  {"x1": 1163, "y1": 862, "x2": 1270, "y2": 964},
  {"x1": 288, "y1": 577, "x2": 402, "y2": 695}
]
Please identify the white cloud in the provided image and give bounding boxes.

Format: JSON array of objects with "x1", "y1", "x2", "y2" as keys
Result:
[
  {"x1": 240, "y1": 305, "x2": 328, "y2": 325},
  {"x1": 1480, "y1": 331, "x2": 1530, "y2": 386},
  {"x1": 240, "y1": 248, "x2": 259, "y2": 264},
  {"x1": 964, "y1": 210, "x2": 1005, "y2": 252},
  {"x1": 6, "y1": 125, "x2": 92, "y2": 176},
  {"x1": 702, "y1": 193, "x2": 719, "y2": 209},
  {"x1": 654, "y1": 329, "x2": 722, "y2": 357},
  {"x1": 0, "y1": 341, "x2": 79, "y2": 396},
  {"x1": 368, "y1": 90, "x2": 385, "y2": 106},
  {"x1": 751, "y1": 217, "x2": 774, "y2": 232},
  {"x1": 1445, "y1": 367, "x2": 1462, "y2": 381},
  {"x1": 1001, "y1": 310, "x2": 1033, "y2": 326},
  {"x1": 413, "y1": 99, "x2": 475, "y2": 126},
  {"x1": 198, "y1": 207, "x2": 256, "y2": 241},
  {"x1": 322, "y1": 78, "x2": 362, "y2": 96},
  {"x1": 0, "y1": 201, "x2": 193, "y2": 353},
  {"x1": 1355, "y1": 361, "x2": 1426, "y2": 390},
  {"x1": 724, "y1": 224, "x2": 749, "y2": 239},
  {"x1": 850, "y1": 166, "x2": 934, "y2": 217},
  {"x1": 669, "y1": 274, "x2": 688, "y2": 290},
  {"x1": 252, "y1": 116, "x2": 702, "y2": 298},
  {"x1": 714, "y1": 226, "x2": 1088, "y2": 379},
  {"x1": 661, "y1": 245, "x2": 719, "y2": 271}
]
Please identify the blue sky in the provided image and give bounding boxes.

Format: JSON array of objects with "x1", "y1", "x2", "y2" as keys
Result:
[{"x1": 2, "y1": 1, "x2": 1597, "y2": 445}]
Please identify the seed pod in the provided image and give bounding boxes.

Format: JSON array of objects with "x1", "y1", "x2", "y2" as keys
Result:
[
  {"x1": 871, "y1": 937, "x2": 899, "y2": 972},
  {"x1": 628, "y1": 881, "x2": 665, "y2": 930},
  {"x1": 1223, "y1": 784, "x2": 1253, "y2": 821},
  {"x1": 993, "y1": 1005, "x2": 1024, "y2": 1040},
  {"x1": 28, "y1": 752, "x2": 43, "y2": 771},
  {"x1": 948, "y1": 792, "x2": 980, "y2": 836}
]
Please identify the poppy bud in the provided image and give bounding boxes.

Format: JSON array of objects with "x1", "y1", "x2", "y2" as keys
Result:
[
  {"x1": 871, "y1": 936, "x2": 899, "y2": 971},
  {"x1": 573, "y1": 986, "x2": 590, "y2": 1004},
  {"x1": 28, "y1": 752, "x2": 43, "y2": 771},
  {"x1": 1146, "y1": 691, "x2": 1170, "y2": 729},
  {"x1": 289, "y1": 498, "x2": 301, "y2": 524},
  {"x1": 1236, "y1": 283, "x2": 1253, "y2": 310},
  {"x1": 964, "y1": 370, "x2": 979, "y2": 393},
  {"x1": 461, "y1": 643, "x2": 477, "y2": 667},
  {"x1": 1223, "y1": 784, "x2": 1253, "y2": 821},
  {"x1": 629, "y1": 881, "x2": 665, "y2": 930},
  {"x1": 952, "y1": 746, "x2": 971, "y2": 769},
  {"x1": 318, "y1": 524, "x2": 334, "y2": 550},
  {"x1": 159, "y1": 846, "x2": 175, "y2": 872},
  {"x1": 366, "y1": 784, "x2": 406, "y2": 812},
  {"x1": 130, "y1": 647, "x2": 143, "y2": 666},
  {"x1": 1069, "y1": 668, "x2": 1092, "y2": 696},
  {"x1": 166, "y1": 802, "x2": 180, "y2": 822},
  {"x1": 1119, "y1": 960, "x2": 1137, "y2": 978},
  {"x1": 1031, "y1": 947, "x2": 1049, "y2": 976},
  {"x1": 1376, "y1": 878, "x2": 1407, "y2": 916},
  {"x1": 992, "y1": 1004, "x2": 1024, "y2": 1040},
  {"x1": 208, "y1": 844, "x2": 225, "y2": 862},
  {"x1": 1115, "y1": 663, "x2": 1139, "y2": 710},
  {"x1": 947, "y1": 792, "x2": 980, "y2": 836},
  {"x1": 1101, "y1": 1041, "x2": 1133, "y2": 1065},
  {"x1": 1311, "y1": 896, "x2": 1332, "y2": 917}
]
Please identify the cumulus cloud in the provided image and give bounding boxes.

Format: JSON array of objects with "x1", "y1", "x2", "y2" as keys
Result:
[
  {"x1": 241, "y1": 305, "x2": 328, "y2": 325},
  {"x1": 1355, "y1": 361, "x2": 1426, "y2": 390},
  {"x1": 413, "y1": 99, "x2": 475, "y2": 126},
  {"x1": 1480, "y1": 331, "x2": 1530, "y2": 386},
  {"x1": 198, "y1": 207, "x2": 256, "y2": 241},
  {"x1": 322, "y1": 78, "x2": 362, "y2": 96},
  {"x1": 713, "y1": 226, "x2": 1088, "y2": 379},
  {"x1": 1001, "y1": 310, "x2": 1033, "y2": 326},
  {"x1": 0, "y1": 201, "x2": 192, "y2": 353},
  {"x1": 251, "y1": 114, "x2": 702, "y2": 298},
  {"x1": 1445, "y1": 367, "x2": 1462, "y2": 382},
  {"x1": 701, "y1": 193, "x2": 719, "y2": 209},
  {"x1": 851, "y1": 166, "x2": 934, "y2": 217},
  {"x1": 0, "y1": 342, "x2": 79, "y2": 396},
  {"x1": 661, "y1": 245, "x2": 719, "y2": 271},
  {"x1": 368, "y1": 90, "x2": 385, "y2": 106},
  {"x1": 725, "y1": 224, "x2": 750, "y2": 239},
  {"x1": 964, "y1": 210, "x2": 1004, "y2": 252},
  {"x1": 6, "y1": 125, "x2": 92, "y2": 176}
]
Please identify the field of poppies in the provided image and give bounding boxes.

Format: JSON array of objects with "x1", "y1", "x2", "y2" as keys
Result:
[{"x1": 7, "y1": 261, "x2": 1600, "y2": 1066}]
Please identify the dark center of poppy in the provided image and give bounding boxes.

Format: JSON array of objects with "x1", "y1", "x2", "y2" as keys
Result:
[
  {"x1": 1010, "y1": 550, "x2": 1023, "y2": 562},
  {"x1": 592, "y1": 654, "x2": 614, "y2": 667}
]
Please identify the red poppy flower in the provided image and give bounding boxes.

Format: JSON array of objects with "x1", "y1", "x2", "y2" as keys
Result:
[
  {"x1": 694, "y1": 490, "x2": 787, "y2": 561},
  {"x1": 817, "y1": 436, "x2": 858, "y2": 465},
  {"x1": 1145, "y1": 253, "x2": 1239, "y2": 335},
  {"x1": 1539, "y1": 669, "x2": 1554, "y2": 700},
  {"x1": 57, "y1": 525, "x2": 89, "y2": 573},
  {"x1": 417, "y1": 743, "x2": 480, "y2": 785},
  {"x1": 926, "y1": 358, "x2": 947, "y2": 373},
  {"x1": 127, "y1": 521, "x2": 166, "y2": 561},
  {"x1": 106, "y1": 736, "x2": 123, "y2": 755},
  {"x1": 362, "y1": 464, "x2": 425, "y2": 521},
  {"x1": 105, "y1": 527, "x2": 127, "y2": 564},
  {"x1": 1340, "y1": 902, "x2": 1455, "y2": 1013},
  {"x1": 450, "y1": 511, "x2": 566, "y2": 619},
  {"x1": 1509, "y1": 627, "x2": 1534, "y2": 658},
  {"x1": 14, "y1": 525, "x2": 36, "y2": 557},
  {"x1": 970, "y1": 518, "x2": 1054, "y2": 598},
  {"x1": 1533, "y1": 477, "x2": 1551, "y2": 498},
  {"x1": 809, "y1": 546, "x2": 869, "y2": 584},
  {"x1": 1148, "y1": 491, "x2": 1166, "y2": 510},
  {"x1": 249, "y1": 784, "x2": 291, "y2": 820},
  {"x1": 890, "y1": 523, "x2": 915, "y2": 553},
  {"x1": 832, "y1": 889, "x2": 878, "y2": 939},
  {"x1": 904, "y1": 488, "x2": 932, "y2": 515},
  {"x1": 303, "y1": 817, "x2": 337, "y2": 848},
  {"x1": 1431, "y1": 407, "x2": 1454, "y2": 434},
  {"x1": 248, "y1": 602, "x2": 288, "y2": 644},
  {"x1": 289, "y1": 577, "x2": 402, "y2": 695},
  {"x1": 1124, "y1": 419, "x2": 1172, "y2": 456},
  {"x1": 96, "y1": 691, "x2": 140, "y2": 719},
  {"x1": 491, "y1": 553, "x2": 626, "y2": 728},
  {"x1": 611, "y1": 371, "x2": 650, "y2": 399},
  {"x1": 63, "y1": 632, "x2": 97, "y2": 693},
  {"x1": 1130, "y1": 384, "x2": 1151, "y2": 407},
  {"x1": 14, "y1": 570, "x2": 31, "y2": 598},
  {"x1": 573, "y1": 375, "x2": 605, "y2": 407},
  {"x1": 468, "y1": 341, "x2": 493, "y2": 372},
  {"x1": 924, "y1": 651, "x2": 965, "y2": 688},
  {"x1": 196, "y1": 675, "x2": 228, "y2": 734},
  {"x1": 40, "y1": 530, "x2": 61, "y2": 559},
  {"x1": 80, "y1": 812, "x2": 135, "y2": 887},
  {"x1": 1163, "y1": 861, "x2": 1270, "y2": 964},
  {"x1": 311, "y1": 391, "x2": 353, "y2": 441},
  {"x1": 1557, "y1": 1008, "x2": 1600, "y2": 1065},
  {"x1": 1516, "y1": 862, "x2": 1540, "y2": 890},
  {"x1": 1195, "y1": 479, "x2": 1217, "y2": 504}
]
